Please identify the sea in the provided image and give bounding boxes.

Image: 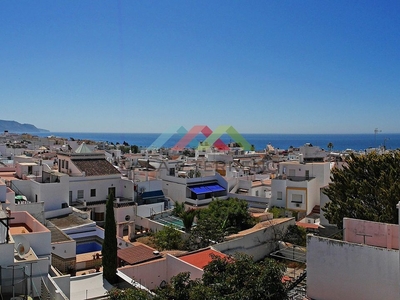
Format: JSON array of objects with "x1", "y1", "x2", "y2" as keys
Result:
[{"x1": 33, "y1": 132, "x2": 400, "y2": 152}]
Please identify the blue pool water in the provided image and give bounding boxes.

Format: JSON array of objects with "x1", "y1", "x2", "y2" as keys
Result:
[{"x1": 76, "y1": 242, "x2": 102, "y2": 254}]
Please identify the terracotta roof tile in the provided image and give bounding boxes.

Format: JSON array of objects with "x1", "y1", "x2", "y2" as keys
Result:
[
  {"x1": 72, "y1": 159, "x2": 121, "y2": 176},
  {"x1": 296, "y1": 222, "x2": 319, "y2": 229},
  {"x1": 117, "y1": 244, "x2": 160, "y2": 265},
  {"x1": 179, "y1": 248, "x2": 227, "y2": 269}
]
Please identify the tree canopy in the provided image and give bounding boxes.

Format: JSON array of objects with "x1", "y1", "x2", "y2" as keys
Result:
[
  {"x1": 282, "y1": 224, "x2": 307, "y2": 246},
  {"x1": 187, "y1": 198, "x2": 256, "y2": 250},
  {"x1": 201, "y1": 197, "x2": 256, "y2": 233},
  {"x1": 149, "y1": 198, "x2": 256, "y2": 252},
  {"x1": 153, "y1": 253, "x2": 287, "y2": 300},
  {"x1": 151, "y1": 224, "x2": 184, "y2": 251},
  {"x1": 323, "y1": 151, "x2": 400, "y2": 229},
  {"x1": 106, "y1": 287, "x2": 152, "y2": 300}
]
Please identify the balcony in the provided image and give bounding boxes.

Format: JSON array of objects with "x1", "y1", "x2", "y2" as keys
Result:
[
  {"x1": 72, "y1": 197, "x2": 135, "y2": 209},
  {"x1": 185, "y1": 195, "x2": 228, "y2": 207},
  {"x1": 276, "y1": 175, "x2": 314, "y2": 182}
]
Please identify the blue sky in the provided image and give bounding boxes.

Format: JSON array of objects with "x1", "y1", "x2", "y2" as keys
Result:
[{"x1": 1, "y1": 1, "x2": 399, "y2": 134}]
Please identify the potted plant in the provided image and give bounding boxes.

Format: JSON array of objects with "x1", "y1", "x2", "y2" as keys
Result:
[{"x1": 95, "y1": 262, "x2": 102, "y2": 272}]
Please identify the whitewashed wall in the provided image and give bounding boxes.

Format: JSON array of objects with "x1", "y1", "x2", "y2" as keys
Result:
[
  {"x1": 307, "y1": 235, "x2": 399, "y2": 300},
  {"x1": 166, "y1": 254, "x2": 203, "y2": 281},
  {"x1": 118, "y1": 254, "x2": 204, "y2": 291},
  {"x1": 30, "y1": 176, "x2": 69, "y2": 211},
  {"x1": 137, "y1": 203, "x2": 165, "y2": 218},
  {"x1": 52, "y1": 240, "x2": 76, "y2": 259},
  {"x1": 162, "y1": 177, "x2": 187, "y2": 204},
  {"x1": 213, "y1": 218, "x2": 295, "y2": 261},
  {"x1": 69, "y1": 176, "x2": 121, "y2": 203},
  {"x1": 118, "y1": 258, "x2": 168, "y2": 290}
]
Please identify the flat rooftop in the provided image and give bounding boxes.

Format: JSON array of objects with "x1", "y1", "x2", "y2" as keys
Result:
[
  {"x1": 0, "y1": 171, "x2": 17, "y2": 180},
  {"x1": 225, "y1": 218, "x2": 294, "y2": 240},
  {"x1": 9, "y1": 223, "x2": 32, "y2": 234},
  {"x1": 47, "y1": 221, "x2": 73, "y2": 243},
  {"x1": 49, "y1": 212, "x2": 94, "y2": 229}
]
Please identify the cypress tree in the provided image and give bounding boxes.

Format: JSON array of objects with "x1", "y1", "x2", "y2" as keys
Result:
[{"x1": 102, "y1": 190, "x2": 118, "y2": 284}]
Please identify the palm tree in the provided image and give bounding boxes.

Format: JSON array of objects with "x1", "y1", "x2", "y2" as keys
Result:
[
  {"x1": 327, "y1": 142, "x2": 334, "y2": 161},
  {"x1": 173, "y1": 202, "x2": 185, "y2": 217},
  {"x1": 181, "y1": 209, "x2": 197, "y2": 232}
]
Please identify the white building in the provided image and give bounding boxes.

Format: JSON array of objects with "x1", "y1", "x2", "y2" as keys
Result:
[
  {"x1": 161, "y1": 170, "x2": 228, "y2": 207},
  {"x1": 0, "y1": 209, "x2": 52, "y2": 299},
  {"x1": 9, "y1": 143, "x2": 137, "y2": 239},
  {"x1": 269, "y1": 161, "x2": 331, "y2": 216}
]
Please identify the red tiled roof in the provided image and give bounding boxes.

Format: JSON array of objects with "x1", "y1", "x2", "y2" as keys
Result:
[
  {"x1": 117, "y1": 244, "x2": 160, "y2": 265},
  {"x1": 179, "y1": 248, "x2": 227, "y2": 269},
  {"x1": 72, "y1": 159, "x2": 121, "y2": 176}
]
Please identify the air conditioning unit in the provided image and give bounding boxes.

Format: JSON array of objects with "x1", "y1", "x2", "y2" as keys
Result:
[{"x1": 296, "y1": 203, "x2": 300, "y2": 207}]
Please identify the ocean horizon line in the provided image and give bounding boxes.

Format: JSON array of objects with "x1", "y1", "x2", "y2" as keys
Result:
[
  {"x1": 42, "y1": 131, "x2": 399, "y2": 135},
  {"x1": 31, "y1": 132, "x2": 400, "y2": 152}
]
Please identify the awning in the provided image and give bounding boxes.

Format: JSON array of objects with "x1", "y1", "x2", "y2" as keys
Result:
[
  {"x1": 207, "y1": 184, "x2": 225, "y2": 192},
  {"x1": 141, "y1": 190, "x2": 164, "y2": 200},
  {"x1": 189, "y1": 184, "x2": 226, "y2": 195},
  {"x1": 15, "y1": 195, "x2": 28, "y2": 202}
]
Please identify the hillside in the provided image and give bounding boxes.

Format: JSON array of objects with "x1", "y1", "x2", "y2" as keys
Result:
[{"x1": 0, "y1": 120, "x2": 49, "y2": 133}]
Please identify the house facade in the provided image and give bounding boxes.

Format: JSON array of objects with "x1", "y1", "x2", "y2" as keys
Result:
[
  {"x1": 0, "y1": 210, "x2": 51, "y2": 299},
  {"x1": 269, "y1": 161, "x2": 331, "y2": 215}
]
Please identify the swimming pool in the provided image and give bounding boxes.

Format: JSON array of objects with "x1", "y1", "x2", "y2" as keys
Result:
[
  {"x1": 76, "y1": 241, "x2": 102, "y2": 254},
  {"x1": 156, "y1": 216, "x2": 196, "y2": 230}
]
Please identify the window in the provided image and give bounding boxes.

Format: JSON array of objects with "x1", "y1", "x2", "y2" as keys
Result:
[
  {"x1": 66, "y1": 161, "x2": 69, "y2": 170},
  {"x1": 77, "y1": 190, "x2": 84, "y2": 199},
  {"x1": 277, "y1": 191, "x2": 282, "y2": 200},
  {"x1": 305, "y1": 170, "x2": 310, "y2": 179},
  {"x1": 94, "y1": 212, "x2": 104, "y2": 221},
  {"x1": 255, "y1": 190, "x2": 259, "y2": 197},
  {"x1": 291, "y1": 194, "x2": 303, "y2": 203},
  {"x1": 62, "y1": 160, "x2": 64, "y2": 169},
  {"x1": 90, "y1": 189, "x2": 96, "y2": 197},
  {"x1": 108, "y1": 187, "x2": 116, "y2": 198}
]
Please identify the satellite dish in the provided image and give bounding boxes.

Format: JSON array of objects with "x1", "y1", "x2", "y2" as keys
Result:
[{"x1": 13, "y1": 235, "x2": 30, "y2": 259}]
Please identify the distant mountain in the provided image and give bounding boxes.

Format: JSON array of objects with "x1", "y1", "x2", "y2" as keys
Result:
[{"x1": 0, "y1": 120, "x2": 49, "y2": 133}]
